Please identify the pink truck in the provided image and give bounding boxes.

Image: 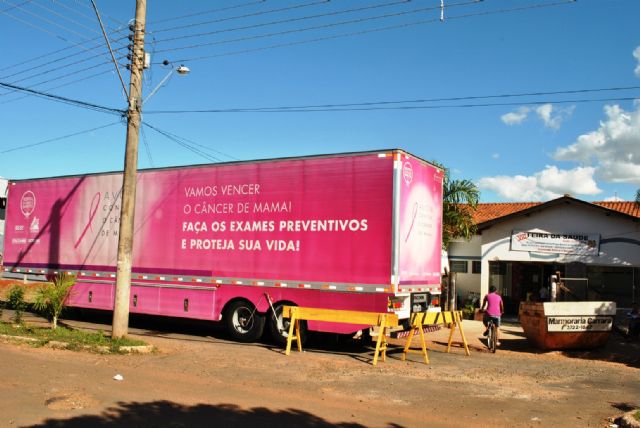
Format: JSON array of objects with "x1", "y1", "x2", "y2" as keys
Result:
[{"x1": 2, "y1": 150, "x2": 443, "y2": 342}]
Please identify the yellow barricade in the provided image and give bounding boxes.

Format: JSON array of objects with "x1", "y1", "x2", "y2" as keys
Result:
[
  {"x1": 402, "y1": 310, "x2": 470, "y2": 364},
  {"x1": 282, "y1": 306, "x2": 399, "y2": 366}
]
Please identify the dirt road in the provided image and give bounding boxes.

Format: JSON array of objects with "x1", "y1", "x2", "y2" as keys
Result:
[{"x1": 0, "y1": 310, "x2": 639, "y2": 427}]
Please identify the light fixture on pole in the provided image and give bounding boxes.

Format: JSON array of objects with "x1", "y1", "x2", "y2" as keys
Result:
[{"x1": 143, "y1": 61, "x2": 190, "y2": 105}]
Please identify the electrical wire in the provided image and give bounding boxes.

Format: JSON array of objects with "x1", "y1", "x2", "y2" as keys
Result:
[
  {"x1": 51, "y1": 0, "x2": 126, "y2": 35},
  {"x1": 0, "y1": 121, "x2": 122, "y2": 154},
  {"x1": 0, "y1": 68, "x2": 117, "y2": 105},
  {"x1": 162, "y1": 0, "x2": 576, "y2": 63},
  {"x1": 153, "y1": 0, "x2": 470, "y2": 54},
  {"x1": 158, "y1": 96, "x2": 640, "y2": 113},
  {"x1": 149, "y1": 126, "x2": 240, "y2": 161},
  {"x1": 149, "y1": 0, "x2": 264, "y2": 25},
  {"x1": 140, "y1": 124, "x2": 155, "y2": 168},
  {"x1": 0, "y1": 81, "x2": 125, "y2": 115},
  {"x1": 0, "y1": 31, "x2": 128, "y2": 76},
  {"x1": 0, "y1": 56, "x2": 126, "y2": 98},
  {"x1": 152, "y1": 0, "x2": 410, "y2": 46},
  {"x1": 143, "y1": 122, "x2": 237, "y2": 163},
  {"x1": 145, "y1": 85, "x2": 640, "y2": 114},
  {"x1": 90, "y1": 0, "x2": 129, "y2": 100},
  {"x1": 0, "y1": 43, "x2": 127, "y2": 81},
  {"x1": 152, "y1": 0, "x2": 329, "y2": 34},
  {"x1": 29, "y1": 0, "x2": 103, "y2": 36},
  {"x1": 3, "y1": 0, "x2": 100, "y2": 41}
]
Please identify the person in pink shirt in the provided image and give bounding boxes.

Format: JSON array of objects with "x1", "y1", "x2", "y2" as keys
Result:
[{"x1": 481, "y1": 285, "x2": 504, "y2": 346}]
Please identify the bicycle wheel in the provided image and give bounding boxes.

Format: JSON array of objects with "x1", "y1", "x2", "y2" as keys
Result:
[{"x1": 490, "y1": 323, "x2": 497, "y2": 353}]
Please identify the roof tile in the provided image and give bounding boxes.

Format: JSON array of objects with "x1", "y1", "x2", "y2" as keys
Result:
[{"x1": 471, "y1": 201, "x2": 640, "y2": 224}]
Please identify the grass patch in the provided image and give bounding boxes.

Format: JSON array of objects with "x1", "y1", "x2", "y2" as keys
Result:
[
  {"x1": 634, "y1": 410, "x2": 640, "y2": 422},
  {"x1": 0, "y1": 321, "x2": 148, "y2": 353}
]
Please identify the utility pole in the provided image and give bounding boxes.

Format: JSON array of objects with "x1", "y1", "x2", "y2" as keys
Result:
[{"x1": 112, "y1": 0, "x2": 146, "y2": 339}]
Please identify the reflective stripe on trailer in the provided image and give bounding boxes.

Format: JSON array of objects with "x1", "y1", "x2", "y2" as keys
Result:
[{"x1": 2, "y1": 267, "x2": 397, "y2": 294}]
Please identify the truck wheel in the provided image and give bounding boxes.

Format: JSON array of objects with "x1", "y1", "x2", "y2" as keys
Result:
[
  {"x1": 224, "y1": 300, "x2": 265, "y2": 342},
  {"x1": 268, "y1": 303, "x2": 307, "y2": 347}
]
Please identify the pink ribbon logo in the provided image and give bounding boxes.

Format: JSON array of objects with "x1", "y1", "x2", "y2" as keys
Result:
[{"x1": 74, "y1": 192, "x2": 101, "y2": 249}]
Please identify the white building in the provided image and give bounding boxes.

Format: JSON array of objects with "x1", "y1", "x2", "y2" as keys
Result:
[{"x1": 448, "y1": 196, "x2": 640, "y2": 314}]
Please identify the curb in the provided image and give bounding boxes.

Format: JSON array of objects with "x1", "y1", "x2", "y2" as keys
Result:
[{"x1": 1, "y1": 334, "x2": 153, "y2": 354}]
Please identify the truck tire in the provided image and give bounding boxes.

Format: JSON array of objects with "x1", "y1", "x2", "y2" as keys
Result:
[
  {"x1": 224, "y1": 300, "x2": 265, "y2": 342},
  {"x1": 268, "y1": 303, "x2": 307, "y2": 347}
]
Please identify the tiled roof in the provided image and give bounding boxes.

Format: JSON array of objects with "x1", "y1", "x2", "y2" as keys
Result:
[
  {"x1": 471, "y1": 200, "x2": 640, "y2": 225},
  {"x1": 594, "y1": 201, "x2": 640, "y2": 217},
  {"x1": 471, "y1": 202, "x2": 541, "y2": 224}
]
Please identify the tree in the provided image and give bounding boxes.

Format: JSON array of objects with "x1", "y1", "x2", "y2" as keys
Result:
[
  {"x1": 636, "y1": 189, "x2": 640, "y2": 204},
  {"x1": 33, "y1": 273, "x2": 76, "y2": 329},
  {"x1": 437, "y1": 164, "x2": 480, "y2": 249},
  {"x1": 434, "y1": 163, "x2": 480, "y2": 311}
]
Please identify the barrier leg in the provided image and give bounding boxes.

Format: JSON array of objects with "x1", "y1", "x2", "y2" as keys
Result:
[
  {"x1": 402, "y1": 327, "x2": 416, "y2": 361},
  {"x1": 285, "y1": 310, "x2": 297, "y2": 356},
  {"x1": 455, "y1": 311, "x2": 471, "y2": 356},
  {"x1": 373, "y1": 316, "x2": 387, "y2": 366},
  {"x1": 295, "y1": 319, "x2": 302, "y2": 352},
  {"x1": 418, "y1": 325, "x2": 429, "y2": 364},
  {"x1": 446, "y1": 317, "x2": 456, "y2": 353}
]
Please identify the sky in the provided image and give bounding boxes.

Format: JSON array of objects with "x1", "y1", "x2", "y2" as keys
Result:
[{"x1": 0, "y1": 0, "x2": 639, "y2": 202}]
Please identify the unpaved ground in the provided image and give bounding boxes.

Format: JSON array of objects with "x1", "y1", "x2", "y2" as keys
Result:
[{"x1": 0, "y1": 307, "x2": 639, "y2": 428}]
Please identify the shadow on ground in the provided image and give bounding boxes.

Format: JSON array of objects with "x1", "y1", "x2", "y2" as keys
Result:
[{"x1": 28, "y1": 400, "x2": 392, "y2": 428}]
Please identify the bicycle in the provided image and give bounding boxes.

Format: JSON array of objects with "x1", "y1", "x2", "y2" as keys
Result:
[{"x1": 486, "y1": 318, "x2": 498, "y2": 353}]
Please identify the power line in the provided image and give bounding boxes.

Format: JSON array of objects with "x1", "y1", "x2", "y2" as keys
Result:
[
  {"x1": 0, "y1": 81, "x2": 125, "y2": 115},
  {"x1": 29, "y1": 0, "x2": 102, "y2": 36},
  {"x1": 0, "y1": 31, "x2": 127, "y2": 75},
  {"x1": 145, "y1": 85, "x2": 640, "y2": 114},
  {"x1": 149, "y1": 0, "x2": 264, "y2": 25},
  {"x1": 152, "y1": 0, "x2": 410, "y2": 46},
  {"x1": 0, "y1": 121, "x2": 122, "y2": 154},
  {"x1": 152, "y1": 0, "x2": 329, "y2": 34},
  {"x1": 154, "y1": 0, "x2": 470, "y2": 54},
  {"x1": 0, "y1": 50, "x2": 125, "y2": 88},
  {"x1": 162, "y1": 0, "x2": 575, "y2": 63},
  {"x1": 90, "y1": 0, "x2": 129, "y2": 100},
  {"x1": 140, "y1": 124, "x2": 155, "y2": 168},
  {"x1": 0, "y1": 42, "x2": 127, "y2": 81},
  {"x1": 3, "y1": 0, "x2": 100, "y2": 41},
  {"x1": 145, "y1": 97, "x2": 640, "y2": 115},
  {"x1": 143, "y1": 122, "x2": 238, "y2": 163},
  {"x1": 0, "y1": 68, "x2": 117, "y2": 106},
  {"x1": 0, "y1": 56, "x2": 126, "y2": 99},
  {"x1": 67, "y1": 0, "x2": 128, "y2": 30},
  {"x1": 151, "y1": 126, "x2": 240, "y2": 161},
  {"x1": 51, "y1": 0, "x2": 126, "y2": 35}
]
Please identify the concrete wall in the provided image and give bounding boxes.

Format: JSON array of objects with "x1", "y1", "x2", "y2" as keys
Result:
[{"x1": 448, "y1": 235, "x2": 482, "y2": 300}]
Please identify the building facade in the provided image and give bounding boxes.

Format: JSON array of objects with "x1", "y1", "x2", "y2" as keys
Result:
[{"x1": 448, "y1": 196, "x2": 640, "y2": 314}]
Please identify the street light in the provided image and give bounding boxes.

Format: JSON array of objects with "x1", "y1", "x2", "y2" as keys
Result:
[{"x1": 142, "y1": 62, "x2": 190, "y2": 105}]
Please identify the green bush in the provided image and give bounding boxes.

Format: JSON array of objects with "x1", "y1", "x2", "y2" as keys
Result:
[
  {"x1": 33, "y1": 273, "x2": 76, "y2": 330},
  {"x1": 8, "y1": 285, "x2": 27, "y2": 324},
  {"x1": 462, "y1": 302, "x2": 476, "y2": 320}
]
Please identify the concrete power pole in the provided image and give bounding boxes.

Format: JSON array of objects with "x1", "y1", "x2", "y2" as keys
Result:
[{"x1": 112, "y1": 0, "x2": 147, "y2": 339}]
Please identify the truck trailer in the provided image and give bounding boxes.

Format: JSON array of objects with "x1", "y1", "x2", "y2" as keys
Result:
[{"x1": 1, "y1": 149, "x2": 443, "y2": 342}]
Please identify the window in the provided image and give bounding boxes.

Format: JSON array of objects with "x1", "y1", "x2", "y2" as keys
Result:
[
  {"x1": 450, "y1": 260, "x2": 468, "y2": 273},
  {"x1": 472, "y1": 261, "x2": 481, "y2": 274}
]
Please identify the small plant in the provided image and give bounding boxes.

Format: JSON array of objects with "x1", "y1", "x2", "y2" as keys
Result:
[
  {"x1": 462, "y1": 302, "x2": 476, "y2": 320},
  {"x1": 33, "y1": 273, "x2": 76, "y2": 329},
  {"x1": 8, "y1": 285, "x2": 27, "y2": 324},
  {"x1": 634, "y1": 410, "x2": 640, "y2": 422}
]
